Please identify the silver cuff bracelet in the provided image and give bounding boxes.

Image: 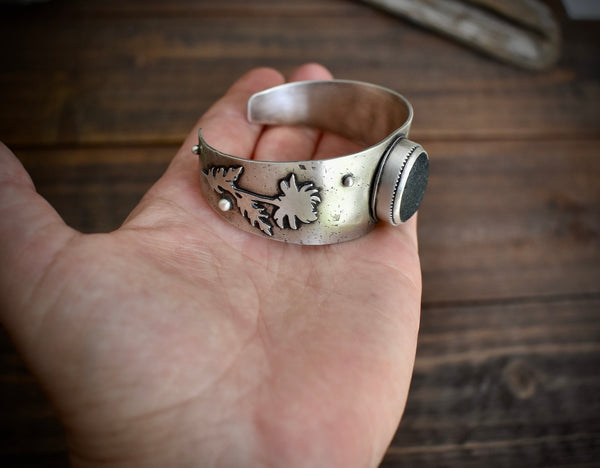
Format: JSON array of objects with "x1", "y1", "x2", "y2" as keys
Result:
[{"x1": 193, "y1": 80, "x2": 429, "y2": 245}]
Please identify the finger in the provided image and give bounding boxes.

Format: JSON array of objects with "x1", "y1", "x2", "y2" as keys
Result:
[
  {"x1": 0, "y1": 142, "x2": 76, "y2": 337},
  {"x1": 313, "y1": 132, "x2": 364, "y2": 160},
  {"x1": 124, "y1": 67, "x2": 285, "y2": 226},
  {"x1": 171, "y1": 66, "x2": 285, "y2": 175},
  {"x1": 253, "y1": 63, "x2": 333, "y2": 162}
]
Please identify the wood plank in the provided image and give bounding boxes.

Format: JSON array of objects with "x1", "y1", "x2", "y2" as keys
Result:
[
  {"x1": 0, "y1": 0, "x2": 347, "y2": 17},
  {"x1": 418, "y1": 139, "x2": 600, "y2": 302},
  {"x1": 15, "y1": 146, "x2": 172, "y2": 233},
  {"x1": 14, "y1": 137, "x2": 600, "y2": 302},
  {"x1": 0, "y1": 1, "x2": 598, "y2": 146},
  {"x1": 383, "y1": 295, "x2": 600, "y2": 467}
]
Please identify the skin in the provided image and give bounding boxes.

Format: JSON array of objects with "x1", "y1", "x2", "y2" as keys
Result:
[{"x1": 0, "y1": 63, "x2": 422, "y2": 467}]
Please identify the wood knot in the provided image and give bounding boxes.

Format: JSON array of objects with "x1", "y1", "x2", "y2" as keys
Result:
[{"x1": 503, "y1": 359, "x2": 541, "y2": 399}]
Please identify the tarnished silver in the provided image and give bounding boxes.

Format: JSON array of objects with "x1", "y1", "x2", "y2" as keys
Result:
[{"x1": 195, "y1": 80, "x2": 429, "y2": 245}]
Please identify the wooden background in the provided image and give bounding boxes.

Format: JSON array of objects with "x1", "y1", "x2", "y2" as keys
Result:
[{"x1": 0, "y1": 0, "x2": 599, "y2": 466}]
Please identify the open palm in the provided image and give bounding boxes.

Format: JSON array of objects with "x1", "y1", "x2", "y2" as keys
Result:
[{"x1": 0, "y1": 64, "x2": 422, "y2": 467}]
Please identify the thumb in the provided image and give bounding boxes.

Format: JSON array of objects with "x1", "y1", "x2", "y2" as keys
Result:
[{"x1": 0, "y1": 142, "x2": 77, "y2": 342}]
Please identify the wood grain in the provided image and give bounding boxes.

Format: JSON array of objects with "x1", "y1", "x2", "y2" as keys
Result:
[
  {"x1": 385, "y1": 296, "x2": 600, "y2": 467},
  {"x1": 0, "y1": 0, "x2": 598, "y2": 145},
  {"x1": 419, "y1": 139, "x2": 600, "y2": 303}
]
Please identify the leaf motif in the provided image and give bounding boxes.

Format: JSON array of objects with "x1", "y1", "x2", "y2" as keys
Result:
[
  {"x1": 203, "y1": 166, "x2": 243, "y2": 194},
  {"x1": 235, "y1": 193, "x2": 273, "y2": 236},
  {"x1": 272, "y1": 174, "x2": 321, "y2": 230}
]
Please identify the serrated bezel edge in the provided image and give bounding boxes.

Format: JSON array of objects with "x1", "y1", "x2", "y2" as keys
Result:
[{"x1": 389, "y1": 145, "x2": 418, "y2": 224}]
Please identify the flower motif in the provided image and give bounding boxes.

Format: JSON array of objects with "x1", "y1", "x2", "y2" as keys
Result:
[
  {"x1": 204, "y1": 166, "x2": 321, "y2": 236},
  {"x1": 272, "y1": 174, "x2": 321, "y2": 230}
]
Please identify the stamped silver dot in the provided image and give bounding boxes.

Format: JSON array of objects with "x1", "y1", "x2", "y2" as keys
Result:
[
  {"x1": 342, "y1": 175, "x2": 355, "y2": 187},
  {"x1": 218, "y1": 197, "x2": 233, "y2": 212},
  {"x1": 192, "y1": 145, "x2": 200, "y2": 155}
]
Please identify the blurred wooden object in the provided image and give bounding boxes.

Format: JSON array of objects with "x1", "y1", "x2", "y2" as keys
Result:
[
  {"x1": 0, "y1": 0, "x2": 598, "y2": 466},
  {"x1": 362, "y1": 0, "x2": 561, "y2": 69}
]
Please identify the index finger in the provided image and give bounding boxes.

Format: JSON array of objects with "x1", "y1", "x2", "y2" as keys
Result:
[
  {"x1": 123, "y1": 68, "x2": 284, "y2": 227},
  {"x1": 172, "y1": 67, "x2": 285, "y2": 175}
]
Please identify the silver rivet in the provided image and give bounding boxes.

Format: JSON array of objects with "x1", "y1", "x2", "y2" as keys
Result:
[
  {"x1": 192, "y1": 145, "x2": 200, "y2": 155},
  {"x1": 218, "y1": 198, "x2": 233, "y2": 212},
  {"x1": 342, "y1": 175, "x2": 354, "y2": 187}
]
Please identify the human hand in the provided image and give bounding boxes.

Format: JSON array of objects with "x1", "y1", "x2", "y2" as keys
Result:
[{"x1": 0, "y1": 64, "x2": 422, "y2": 467}]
